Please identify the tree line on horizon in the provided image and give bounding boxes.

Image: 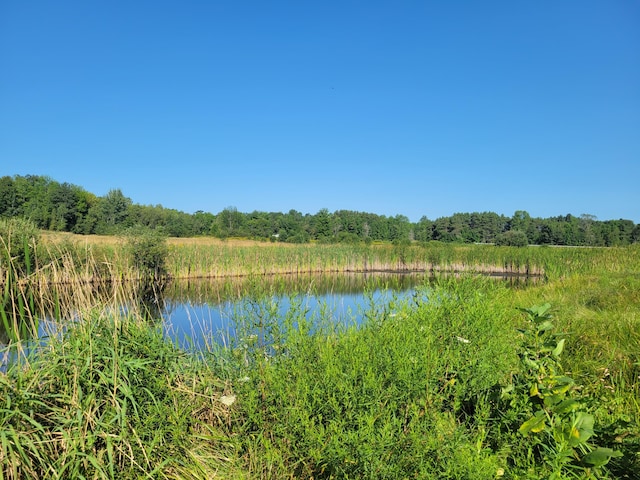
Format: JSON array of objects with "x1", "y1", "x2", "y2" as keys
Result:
[{"x1": 1, "y1": 174, "x2": 638, "y2": 246}]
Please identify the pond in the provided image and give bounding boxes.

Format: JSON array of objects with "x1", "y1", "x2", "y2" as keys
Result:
[
  {"x1": 154, "y1": 270, "x2": 536, "y2": 351},
  {"x1": 160, "y1": 271, "x2": 428, "y2": 351},
  {"x1": 1, "y1": 270, "x2": 536, "y2": 354}
]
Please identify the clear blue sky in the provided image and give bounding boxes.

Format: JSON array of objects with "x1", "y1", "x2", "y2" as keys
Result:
[{"x1": 2, "y1": 1, "x2": 639, "y2": 222}]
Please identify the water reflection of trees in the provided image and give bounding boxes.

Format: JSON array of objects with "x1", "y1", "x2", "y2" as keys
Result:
[
  {"x1": 1, "y1": 271, "x2": 540, "y2": 344},
  {"x1": 162, "y1": 272, "x2": 430, "y2": 307},
  {"x1": 161, "y1": 271, "x2": 540, "y2": 307}
]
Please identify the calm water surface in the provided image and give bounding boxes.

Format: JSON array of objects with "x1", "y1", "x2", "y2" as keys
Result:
[{"x1": 159, "y1": 272, "x2": 429, "y2": 350}]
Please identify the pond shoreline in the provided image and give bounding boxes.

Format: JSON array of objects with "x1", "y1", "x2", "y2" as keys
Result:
[{"x1": 4, "y1": 264, "x2": 543, "y2": 288}]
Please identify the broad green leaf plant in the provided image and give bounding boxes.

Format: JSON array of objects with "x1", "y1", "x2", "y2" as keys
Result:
[{"x1": 507, "y1": 303, "x2": 622, "y2": 478}]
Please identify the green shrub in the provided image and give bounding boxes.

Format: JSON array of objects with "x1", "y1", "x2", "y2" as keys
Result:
[
  {"x1": 495, "y1": 303, "x2": 622, "y2": 478},
  {"x1": 0, "y1": 217, "x2": 40, "y2": 278},
  {"x1": 495, "y1": 230, "x2": 528, "y2": 247},
  {"x1": 125, "y1": 226, "x2": 169, "y2": 280}
]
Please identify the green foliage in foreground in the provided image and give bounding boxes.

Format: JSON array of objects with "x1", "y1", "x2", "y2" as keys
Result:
[
  {"x1": 1, "y1": 315, "x2": 238, "y2": 479},
  {"x1": 500, "y1": 304, "x2": 622, "y2": 478},
  {"x1": 233, "y1": 279, "x2": 518, "y2": 479},
  {"x1": 230, "y1": 279, "x2": 632, "y2": 479},
  {"x1": 2, "y1": 275, "x2": 638, "y2": 479}
]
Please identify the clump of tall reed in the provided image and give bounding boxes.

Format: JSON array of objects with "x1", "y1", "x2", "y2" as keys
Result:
[
  {"x1": 1, "y1": 218, "x2": 41, "y2": 343},
  {"x1": 1, "y1": 311, "x2": 239, "y2": 479},
  {"x1": 1, "y1": 221, "x2": 244, "y2": 478},
  {"x1": 164, "y1": 241, "x2": 550, "y2": 279},
  {"x1": 38, "y1": 231, "x2": 640, "y2": 283},
  {"x1": 1, "y1": 222, "x2": 175, "y2": 346}
]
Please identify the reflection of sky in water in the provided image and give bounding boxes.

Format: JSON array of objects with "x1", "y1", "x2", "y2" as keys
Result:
[
  {"x1": 162, "y1": 288, "x2": 420, "y2": 351},
  {"x1": 1, "y1": 273, "x2": 431, "y2": 366}
]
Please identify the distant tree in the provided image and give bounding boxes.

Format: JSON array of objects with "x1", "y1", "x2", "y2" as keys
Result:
[
  {"x1": 163, "y1": 209, "x2": 194, "y2": 237},
  {"x1": 95, "y1": 189, "x2": 132, "y2": 233},
  {"x1": 495, "y1": 230, "x2": 528, "y2": 247},
  {"x1": 217, "y1": 206, "x2": 244, "y2": 238},
  {"x1": 632, "y1": 224, "x2": 640, "y2": 244},
  {"x1": 599, "y1": 219, "x2": 635, "y2": 246},
  {"x1": 372, "y1": 215, "x2": 391, "y2": 241},
  {"x1": 311, "y1": 208, "x2": 332, "y2": 240},
  {"x1": 245, "y1": 211, "x2": 273, "y2": 239},
  {"x1": 192, "y1": 210, "x2": 217, "y2": 236},
  {"x1": 475, "y1": 212, "x2": 508, "y2": 243},
  {"x1": 602, "y1": 221, "x2": 621, "y2": 246},
  {"x1": 15, "y1": 175, "x2": 51, "y2": 228},
  {"x1": 447, "y1": 213, "x2": 473, "y2": 242},
  {"x1": 562, "y1": 215, "x2": 582, "y2": 246},
  {"x1": 48, "y1": 182, "x2": 81, "y2": 231},
  {"x1": 414, "y1": 216, "x2": 433, "y2": 242},
  {"x1": 276, "y1": 209, "x2": 306, "y2": 242},
  {"x1": 71, "y1": 188, "x2": 96, "y2": 234},
  {"x1": 616, "y1": 219, "x2": 635, "y2": 246},
  {"x1": 579, "y1": 214, "x2": 597, "y2": 246},
  {"x1": 510, "y1": 210, "x2": 531, "y2": 231},
  {"x1": 0, "y1": 176, "x2": 18, "y2": 218},
  {"x1": 432, "y1": 217, "x2": 455, "y2": 242},
  {"x1": 1, "y1": 174, "x2": 638, "y2": 248},
  {"x1": 389, "y1": 214, "x2": 411, "y2": 242}
]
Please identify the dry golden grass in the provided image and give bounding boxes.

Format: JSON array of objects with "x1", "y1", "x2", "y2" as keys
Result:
[
  {"x1": 166, "y1": 237, "x2": 301, "y2": 248},
  {"x1": 41, "y1": 232, "x2": 299, "y2": 248},
  {"x1": 41, "y1": 231, "x2": 125, "y2": 246}
]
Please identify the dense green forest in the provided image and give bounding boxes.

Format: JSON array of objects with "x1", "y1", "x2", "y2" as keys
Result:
[{"x1": 1, "y1": 174, "x2": 638, "y2": 245}]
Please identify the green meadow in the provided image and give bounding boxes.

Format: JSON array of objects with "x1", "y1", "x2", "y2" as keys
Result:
[{"x1": 1, "y1": 221, "x2": 639, "y2": 479}]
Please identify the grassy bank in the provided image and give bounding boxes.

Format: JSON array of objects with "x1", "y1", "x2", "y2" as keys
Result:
[
  {"x1": 227, "y1": 274, "x2": 639, "y2": 479},
  {"x1": 1, "y1": 227, "x2": 639, "y2": 478},
  {"x1": 1, "y1": 312, "x2": 241, "y2": 479}
]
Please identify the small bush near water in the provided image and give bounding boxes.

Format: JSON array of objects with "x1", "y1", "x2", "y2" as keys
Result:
[{"x1": 125, "y1": 225, "x2": 170, "y2": 280}]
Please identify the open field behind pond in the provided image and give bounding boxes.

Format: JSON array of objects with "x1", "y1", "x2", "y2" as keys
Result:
[{"x1": 2, "y1": 231, "x2": 639, "y2": 478}]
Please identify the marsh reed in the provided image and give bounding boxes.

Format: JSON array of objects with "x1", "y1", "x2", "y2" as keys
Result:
[{"x1": 165, "y1": 241, "x2": 548, "y2": 279}]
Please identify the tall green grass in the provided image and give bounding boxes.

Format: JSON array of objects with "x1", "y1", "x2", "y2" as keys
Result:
[
  {"x1": 1, "y1": 218, "x2": 41, "y2": 344},
  {"x1": 224, "y1": 275, "x2": 637, "y2": 478},
  {"x1": 23, "y1": 230, "x2": 640, "y2": 283},
  {"x1": 1, "y1": 312, "x2": 240, "y2": 479},
  {"x1": 231, "y1": 278, "x2": 517, "y2": 478}
]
